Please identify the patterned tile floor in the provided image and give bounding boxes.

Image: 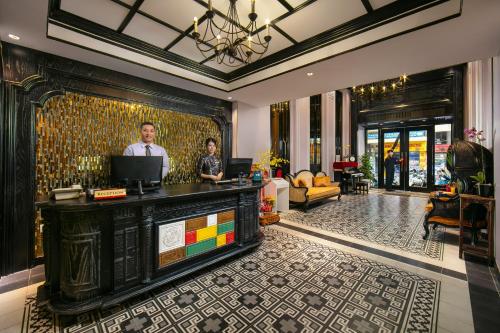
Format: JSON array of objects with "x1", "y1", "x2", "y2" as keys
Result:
[
  {"x1": 21, "y1": 227, "x2": 440, "y2": 333},
  {"x1": 282, "y1": 193, "x2": 445, "y2": 260}
]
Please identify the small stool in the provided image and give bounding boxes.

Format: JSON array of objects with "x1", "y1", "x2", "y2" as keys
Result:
[{"x1": 355, "y1": 181, "x2": 369, "y2": 194}]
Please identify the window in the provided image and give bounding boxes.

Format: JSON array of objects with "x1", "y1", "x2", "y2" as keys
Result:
[
  {"x1": 270, "y1": 101, "x2": 290, "y2": 175},
  {"x1": 434, "y1": 123, "x2": 452, "y2": 185},
  {"x1": 310, "y1": 95, "x2": 321, "y2": 173},
  {"x1": 366, "y1": 129, "x2": 379, "y2": 187}
]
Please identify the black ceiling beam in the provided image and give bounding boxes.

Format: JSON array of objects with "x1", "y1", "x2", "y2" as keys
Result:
[
  {"x1": 272, "y1": 24, "x2": 298, "y2": 44},
  {"x1": 361, "y1": 0, "x2": 374, "y2": 13},
  {"x1": 117, "y1": 0, "x2": 144, "y2": 33},
  {"x1": 110, "y1": 0, "x2": 131, "y2": 8},
  {"x1": 277, "y1": 0, "x2": 294, "y2": 12}
]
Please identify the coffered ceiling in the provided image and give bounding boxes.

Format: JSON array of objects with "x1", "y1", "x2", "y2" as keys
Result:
[{"x1": 45, "y1": 0, "x2": 462, "y2": 91}]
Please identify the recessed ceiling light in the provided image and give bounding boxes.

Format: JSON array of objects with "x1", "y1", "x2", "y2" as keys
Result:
[
  {"x1": 8, "y1": 33, "x2": 20, "y2": 40},
  {"x1": 306, "y1": 72, "x2": 314, "y2": 77},
  {"x1": 227, "y1": 97, "x2": 233, "y2": 100}
]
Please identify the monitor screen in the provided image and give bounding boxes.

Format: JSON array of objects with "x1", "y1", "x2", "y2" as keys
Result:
[
  {"x1": 110, "y1": 156, "x2": 163, "y2": 187},
  {"x1": 226, "y1": 158, "x2": 253, "y2": 179}
]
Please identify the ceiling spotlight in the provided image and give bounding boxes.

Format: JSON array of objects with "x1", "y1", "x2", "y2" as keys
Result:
[
  {"x1": 306, "y1": 72, "x2": 314, "y2": 77},
  {"x1": 227, "y1": 97, "x2": 233, "y2": 100},
  {"x1": 8, "y1": 33, "x2": 20, "y2": 40}
]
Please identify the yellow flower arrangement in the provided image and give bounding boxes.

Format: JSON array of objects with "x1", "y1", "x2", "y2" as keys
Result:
[{"x1": 254, "y1": 149, "x2": 289, "y2": 171}]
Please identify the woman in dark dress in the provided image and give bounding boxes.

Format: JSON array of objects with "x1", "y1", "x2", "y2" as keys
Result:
[{"x1": 197, "y1": 138, "x2": 223, "y2": 182}]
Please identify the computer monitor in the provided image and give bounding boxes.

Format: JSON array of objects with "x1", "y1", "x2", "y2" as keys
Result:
[
  {"x1": 110, "y1": 156, "x2": 162, "y2": 190},
  {"x1": 226, "y1": 158, "x2": 253, "y2": 179}
]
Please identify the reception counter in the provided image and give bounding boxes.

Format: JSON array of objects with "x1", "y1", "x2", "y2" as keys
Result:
[{"x1": 37, "y1": 182, "x2": 264, "y2": 314}]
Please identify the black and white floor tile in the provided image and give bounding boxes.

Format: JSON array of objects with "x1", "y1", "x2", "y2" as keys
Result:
[
  {"x1": 282, "y1": 193, "x2": 445, "y2": 260},
  {"x1": 21, "y1": 227, "x2": 440, "y2": 333}
]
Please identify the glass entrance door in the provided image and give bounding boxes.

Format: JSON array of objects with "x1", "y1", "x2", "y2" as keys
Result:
[
  {"x1": 377, "y1": 126, "x2": 434, "y2": 192},
  {"x1": 382, "y1": 129, "x2": 403, "y2": 190},
  {"x1": 406, "y1": 127, "x2": 432, "y2": 192}
]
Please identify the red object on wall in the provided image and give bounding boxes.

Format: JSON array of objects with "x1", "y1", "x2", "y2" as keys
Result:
[
  {"x1": 185, "y1": 230, "x2": 197, "y2": 245},
  {"x1": 333, "y1": 161, "x2": 358, "y2": 170},
  {"x1": 226, "y1": 231, "x2": 235, "y2": 244}
]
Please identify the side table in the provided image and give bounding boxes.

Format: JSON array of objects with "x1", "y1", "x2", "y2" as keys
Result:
[
  {"x1": 264, "y1": 178, "x2": 289, "y2": 212},
  {"x1": 459, "y1": 194, "x2": 495, "y2": 265}
]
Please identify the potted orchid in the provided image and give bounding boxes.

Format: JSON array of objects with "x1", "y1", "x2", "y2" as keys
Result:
[{"x1": 464, "y1": 127, "x2": 493, "y2": 196}]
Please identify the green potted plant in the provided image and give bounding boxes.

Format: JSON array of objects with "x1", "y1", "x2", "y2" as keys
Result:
[{"x1": 358, "y1": 153, "x2": 375, "y2": 187}]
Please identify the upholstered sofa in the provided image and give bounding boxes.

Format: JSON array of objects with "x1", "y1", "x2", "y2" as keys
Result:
[{"x1": 285, "y1": 170, "x2": 341, "y2": 211}]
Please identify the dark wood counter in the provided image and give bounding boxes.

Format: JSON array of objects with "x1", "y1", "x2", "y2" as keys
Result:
[{"x1": 37, "y1": 182, "x2": 264, "y2": 314}]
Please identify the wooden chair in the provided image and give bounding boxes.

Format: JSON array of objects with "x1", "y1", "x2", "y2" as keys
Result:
[{"x1": 423, "y1": 193, "x2": 486, "y2": 239}]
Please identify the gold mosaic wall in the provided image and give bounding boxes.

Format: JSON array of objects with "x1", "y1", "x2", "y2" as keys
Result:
[{"x1": 35, "y1": 92, "x2": 222, "y2": 196}]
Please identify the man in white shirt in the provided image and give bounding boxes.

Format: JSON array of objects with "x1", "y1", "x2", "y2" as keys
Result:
[{"x1": 123, "y1": 122, "x2": 169, "y2": 178}]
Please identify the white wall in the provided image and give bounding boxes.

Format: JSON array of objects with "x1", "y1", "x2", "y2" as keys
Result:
[
  {"x1": 341, "y1": 90, "x2": 352, "y2": 158},
  {"x1": 465, "y1": 59, "x2": 493, "y2": 149},
  {"x1": 493, "y1": 56, "x2": 500, "y2": 270},
  {"x1": 233, "y1": 102, "x2": 270, "y2": 162},
  {"x1": 290, "y1": 97, "x2": 310, "y2": 173}
]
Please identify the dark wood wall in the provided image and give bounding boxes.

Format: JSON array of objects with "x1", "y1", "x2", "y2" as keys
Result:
[
  {"x1": 350, "y1": 65, "x2": 465, "y2": 157},
  {"x1": 0, "y1": 42, "x2": 233, "y2": 276}
]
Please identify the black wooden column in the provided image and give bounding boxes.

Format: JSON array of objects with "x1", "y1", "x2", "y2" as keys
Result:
[{"x1": 140, "y1": 205, "x2": 154, "y2": 283}]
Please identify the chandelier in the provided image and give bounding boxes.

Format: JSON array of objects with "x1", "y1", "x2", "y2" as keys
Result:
[
  {"x1": 351, "y1": 74, "x2": 409, "y2": 101},
  {"x1": 192, "y1": 0, "x2": 272, "y2": 67}
]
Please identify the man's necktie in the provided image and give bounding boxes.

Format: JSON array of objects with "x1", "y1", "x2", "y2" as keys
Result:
[{"x1": 145, "y1": 145, "x2": 152, "y2": 156}]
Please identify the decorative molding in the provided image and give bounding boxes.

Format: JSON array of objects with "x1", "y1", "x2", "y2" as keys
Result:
[{"x1": 45, "y1": 0, "x2": 459, "y2": 88}]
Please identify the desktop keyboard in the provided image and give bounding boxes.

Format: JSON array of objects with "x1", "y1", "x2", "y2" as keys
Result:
[{"x1": 213, "y1": 178, "x2": 240, "y2": 184}]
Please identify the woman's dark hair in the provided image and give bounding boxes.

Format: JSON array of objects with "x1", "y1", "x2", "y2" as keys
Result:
[
  {"x1": 140, "y1": 121, "x2": 155, "y2": 129},
  {"x1": 205, "y1": 137, "x2": 217, "y2": 146},
  {"x1": 388, "y1": 149, "x2": 394, "y2": 153}
]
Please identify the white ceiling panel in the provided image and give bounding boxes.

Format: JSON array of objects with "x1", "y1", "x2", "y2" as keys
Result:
[
  {"x1": 276, "y1": 0, "x2": 367, "y2": 42},
  {"x1": 169, "y1": 37, "x2": 207, "y2": 63},
  {"x1": 260, "y1": 27, "x2": 293, "y2": 58},
  {"x1": 370, "y1": 0, "x2": 398, "y2": 10},
  {"x1": 61, "y1": 0, "x2": 129, "y2": 30},
  {"x1": 139, "y1": 0, "x2": 207, "y2": 31},
  {"x1": 205, "y1": 59, "x2": 243, "y2": 73},
  {"x1": 201, "y1": 0, "x2": 287, "y2": 29},
  {"x1": 123, "y1": 14, "x2": 180, "y2": 48}
]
